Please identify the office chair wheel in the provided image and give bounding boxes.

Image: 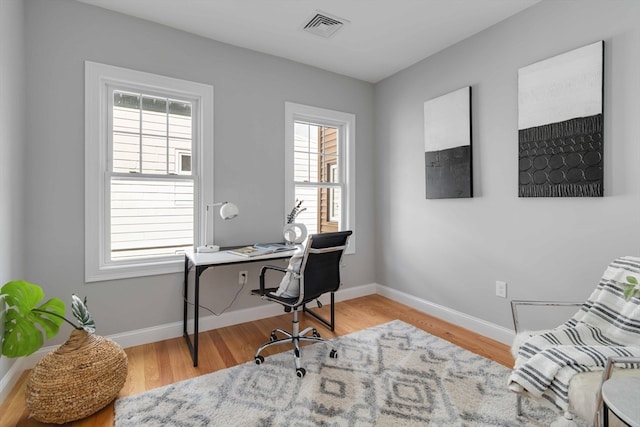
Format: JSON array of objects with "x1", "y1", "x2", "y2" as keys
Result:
[
  {"x1": 255, "y1": 355, "x2": 264, "y2": 365},
  {"x1": 329, "y1": 349, "x2": 337, "y2": 358},
  {"x1": 312, "y1": 329, "x2": 320, "y2": 338},
  {"x1": 296, "y1": 368, "x2": 306, "y2": 378},
  {"x1": 269, "y1": 333, "x2": 277, "y2": 342}
]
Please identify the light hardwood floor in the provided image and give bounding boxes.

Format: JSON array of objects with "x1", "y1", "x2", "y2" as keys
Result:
[{"x1": 0, "y1": 294, "x2": 514, "y2": 426}]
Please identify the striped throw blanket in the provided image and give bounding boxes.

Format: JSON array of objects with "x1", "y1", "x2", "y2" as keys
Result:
[{"x1": 508, "y1": 256, "x2": 640, "y2": 411}]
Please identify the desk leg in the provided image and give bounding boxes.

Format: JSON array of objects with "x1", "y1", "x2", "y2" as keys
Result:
[
  {"x1": 183, "y1": 256, "x2": 203, "y2": 367},
  {"x1": 183, "y1": 255, "x2": 189, "y2": 343},
  {"x1": 303, "y1": 292, "x2": 335, "y2": 331},
  {"x1": 192, "y1": 266, "x2": 201, "y2": 367},
  {"x1": 183, "y1": 256, "x2": 196, "y2": 366}
]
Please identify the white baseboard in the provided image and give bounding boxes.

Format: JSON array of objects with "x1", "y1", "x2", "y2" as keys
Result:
[
  {"x1": 109, "y1": 283, "x2": 377, "y2": 350},
  {"x1": 0, "y1": 357, "x2": 26, "y2": 405},
  {"x1": 375, "y1": 284, "x2": 515, "y2": 345},
  {"x1": 0, "y1": 282, "x2": 511, "y2": 403}
]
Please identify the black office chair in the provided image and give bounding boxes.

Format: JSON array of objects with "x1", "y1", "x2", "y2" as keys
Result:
[{"x1": 252, "y1": 230, "x2": 352, "y2": 378}]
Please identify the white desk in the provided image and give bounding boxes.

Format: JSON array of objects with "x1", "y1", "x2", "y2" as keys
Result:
[
  {"x1": 183, "y1": 247, "x2": 298, "y2": 366},
  {"x1": 602, "y1": 377, "x2": 640, "y2": 427}
]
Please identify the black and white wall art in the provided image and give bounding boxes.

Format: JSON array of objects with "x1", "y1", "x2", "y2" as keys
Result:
[
  {"x1": 518, "y1": 41, "x2": 604, "y2": 197},
  {"x1": 424, "y1": 86, "x2": 472, "y2": 199}
]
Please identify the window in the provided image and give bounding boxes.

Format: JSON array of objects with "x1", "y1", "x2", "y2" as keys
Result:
[
  {"x1": 85, "y1": 62, "x2": 213, "y2": 281},
  {"x1": 175, "y1": 150, "x2": 192, "y2": 175},
  {"x1": 285, "y1": 102, "x2": 355, "y2": 252}
]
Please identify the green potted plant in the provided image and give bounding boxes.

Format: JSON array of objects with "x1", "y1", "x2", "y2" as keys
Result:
[
  {"x1": 1, "y1": 280, "x2": 94, "y2": 358},
  {"x1": 1, "y1": 280, "x2": 127, "y2": 424}
]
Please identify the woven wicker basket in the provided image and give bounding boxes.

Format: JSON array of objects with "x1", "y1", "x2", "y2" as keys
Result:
[{"x1": 25, "y1": 329, "x2": 128, "y2": 424}]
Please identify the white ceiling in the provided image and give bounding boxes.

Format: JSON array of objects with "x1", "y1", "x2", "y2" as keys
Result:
[{"x1": 75, "y1": 0, "x2": 541, "y2": 83}]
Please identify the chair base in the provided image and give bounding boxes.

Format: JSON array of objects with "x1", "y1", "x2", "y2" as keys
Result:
[{"x1": 254, "y1": 309, "x2": 337, "y2": 377}]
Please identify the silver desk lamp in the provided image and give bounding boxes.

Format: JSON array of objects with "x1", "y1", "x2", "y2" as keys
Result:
[{"x1": 196, "y1": 202, "x2": 239, "y2": 253}]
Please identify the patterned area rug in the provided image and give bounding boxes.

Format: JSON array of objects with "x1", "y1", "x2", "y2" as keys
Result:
[{"x1": 115, "y1": 320, "x2": 565, "y2": 426}]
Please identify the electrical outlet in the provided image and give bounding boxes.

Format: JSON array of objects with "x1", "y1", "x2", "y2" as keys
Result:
[
  {"x1": 495, "y1": 281, "x2": 507, "y2": 298},
  {"x1": 239, "y1": 271, "x2": 248, "y2": 284}
]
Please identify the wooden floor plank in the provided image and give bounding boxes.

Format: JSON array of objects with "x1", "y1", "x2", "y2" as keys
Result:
[{"x1": 0, "y1": 295, "x2": 514, "y2": 426}]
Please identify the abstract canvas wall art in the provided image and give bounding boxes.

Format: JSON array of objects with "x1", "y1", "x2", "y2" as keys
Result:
[
  {"x1": 424, "y1": 86, "x2": 472, "y2": 199},
  {"x1": 518, "y1": 41, "x2": 604, "y2": 197}
]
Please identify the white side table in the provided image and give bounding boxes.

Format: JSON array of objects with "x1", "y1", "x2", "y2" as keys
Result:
[{"x1": 601, "y1": 377, "x2": 640, "y2": 427}]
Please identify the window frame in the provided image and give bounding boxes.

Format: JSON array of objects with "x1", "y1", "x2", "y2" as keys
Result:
[
  {"x1": 284, "y1": 102, "x2": 355, "y2": 253},
  {"x1": 327, "y1": 163, "x2": 339, "y2": 222},
  {"x1": 85, "y1": 61, "x2": 214, "y2": 282}
]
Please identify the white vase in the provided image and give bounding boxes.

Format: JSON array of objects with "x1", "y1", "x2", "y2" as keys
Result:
[{"x1": 283, "y1": 223, "x2": 307, "y2": 244}]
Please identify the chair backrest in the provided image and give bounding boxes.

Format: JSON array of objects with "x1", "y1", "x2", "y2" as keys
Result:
[{"x1": 298, "y1": 231, "x2": 352, "y2": 303}]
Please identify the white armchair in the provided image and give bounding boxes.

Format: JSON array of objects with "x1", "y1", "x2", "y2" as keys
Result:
[{"x1": 509, "y1": 256, "x2": 640, "y2": 427}]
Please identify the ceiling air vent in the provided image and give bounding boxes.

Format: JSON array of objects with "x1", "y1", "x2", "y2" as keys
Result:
[{"x1": 302, "y1": 11, "x2": 348, "y2": 38}]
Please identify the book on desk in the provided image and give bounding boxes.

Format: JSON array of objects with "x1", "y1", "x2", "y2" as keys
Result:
[{"x1": 227, "y1": 243, "x2": 297, "y2": 257}]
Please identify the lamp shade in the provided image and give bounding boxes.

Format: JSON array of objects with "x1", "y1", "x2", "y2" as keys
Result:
[{"x1": 219, "y1": 202, "x2": 239, "y2": 220}]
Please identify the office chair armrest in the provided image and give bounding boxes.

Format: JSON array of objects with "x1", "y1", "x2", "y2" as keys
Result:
[
  {"x1": 510, "y1": 300, "x2": 583, "y2": 333},
  {"x1": 258, "y1": 265, "x2": 289, "y2": 295}
]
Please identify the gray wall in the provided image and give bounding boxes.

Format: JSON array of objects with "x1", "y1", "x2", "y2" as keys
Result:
[
  {"x1": 0, "y1": 0, "x2": 26, "y2": 385},
  {"x1": 21, "y1": 0, "x2": 375, "y2": 344},
  {"x1": 4, "y1": 0, "x2": 640, "y2": 389},
  {"x1": 374, "y1": 0, "x2": 640, "y2": 330}
]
